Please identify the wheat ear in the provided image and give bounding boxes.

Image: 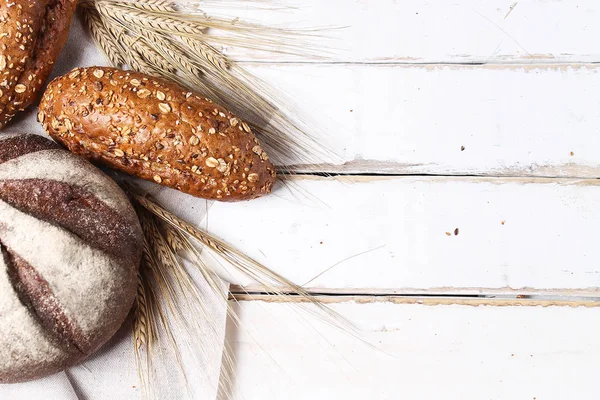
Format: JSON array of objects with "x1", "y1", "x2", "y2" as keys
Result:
[
  {"x1": 127, "y1": 187, "x2": 356, "y2": 333},
  {"x1": 133, "y1": 199, "x2": 240, "y2": 399},
  {"x1": 81, "y1": 0, "x2": 340, "y2": 170},
  {"x1": 82, "y1": 7, "x2": 126, "y2": 66}
]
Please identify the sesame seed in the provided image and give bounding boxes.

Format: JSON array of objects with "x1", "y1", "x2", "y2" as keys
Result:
[
  {"x1": 153, "y1": 175, "x2": 162, "y2": 183},
  {"x1": 156, "y1": 91, "x2": 166, "y2": 101},
  {"x1": 113, "y1": 149, "x2": 125, "y2": 157},
  {"x1": 14, "y1": 84, "x2": 26, "y2": 93}
]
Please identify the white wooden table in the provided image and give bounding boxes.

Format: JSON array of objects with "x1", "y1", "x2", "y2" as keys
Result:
[{"x1": 202, "y1": 1, "x2": 600, "y2": 398}]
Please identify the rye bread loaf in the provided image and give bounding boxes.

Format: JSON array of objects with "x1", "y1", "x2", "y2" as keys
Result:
[
  {"x1": 38, "y1": 66, "x2": 277, "y2": 201},
  {"x1": 0, "y1": 134, "x2": 143, "y2": 384},
  {"x1": 0, "y1": 0, "x2": 77, "y2": 128}
]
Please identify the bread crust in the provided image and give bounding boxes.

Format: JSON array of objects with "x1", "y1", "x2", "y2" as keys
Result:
[
  {"x1": 0, "y1": 0, "x2": 77, "y2": 127},
  {"x1": 0, "y1": 134, "x2": 142, "y2": 384},
  {"x1": 39, "y1": 67, "x2": 277, "y2": 201}
]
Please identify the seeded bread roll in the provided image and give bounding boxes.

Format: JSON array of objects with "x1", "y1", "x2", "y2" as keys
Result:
[
  {"x1": 0, "y1": 0, "x2": 77, "y2": 128},
  {"x1": 39, "y1": 66, "x2": 277, "y2": 201},
  {"x1": 0, "y1": 134, "x2": 143, "y2": 384}
]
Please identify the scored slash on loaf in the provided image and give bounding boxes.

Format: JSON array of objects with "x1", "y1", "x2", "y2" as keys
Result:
[
  {"x1": 39, "y1": 66, "x2": 277, "y2": 201},
  {"x1": 0, "y1": 135, "x2": 142, "y2": 384}
]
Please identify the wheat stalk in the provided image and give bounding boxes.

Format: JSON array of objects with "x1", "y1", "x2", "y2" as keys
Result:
[
  {"x1": 80, "y1": 0, "x2": 339, "y2": 171},
  {"x1": 127, "y1": 184, "x2": 355, "y2": 330},
  {"x1": 83, "y1": 8, "x2": 126, "y2": 66},
  {"x1": 133, "y1": 196, "x2": 250, "y2": 399},
  {"x1": 126, "y1": 0, "x2": 177, "y2": 13},
  {"x1": 135, "y1": 208, "x2": 192, "y2": 398},
  {"x1": 121, "y1": 180, "x2": 362, "y2": 398},
  {"x1": 96, "y1": 1, "x2": 207, "y2": 36},
  {"x1": 133, "y1": 215, "x2": 157, "y2": 399},
  {"x1": 165, "y1": 227, "x2": 239, "y2": 399},
  {"x1": 180, "y1": 35, "x2": 230, "y2": 71}
]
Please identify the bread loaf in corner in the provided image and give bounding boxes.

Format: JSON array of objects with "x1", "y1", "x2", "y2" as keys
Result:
[
  {"x1": 0, "y1": 0, "x2": 77, "y2": 128},
  {"x1": 0, "y1": 134, "x2": 142, "y2": 383}
]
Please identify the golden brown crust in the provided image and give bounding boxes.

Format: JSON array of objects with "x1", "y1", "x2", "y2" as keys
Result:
[
  {"x1": 39, "y1": 66, "x2": 277, "y2": 201},
  {"x1": 0, "y1": 0, "x2": 77, "y2": 128}
]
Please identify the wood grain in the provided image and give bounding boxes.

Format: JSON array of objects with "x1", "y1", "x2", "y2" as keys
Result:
[
  {"x1": 201, "y1": 2, "x2": 600, "y2": 398},
  {"x1": 202, "y1": 176, "x2": 600, "y2": 295},
  {"x1": 245, "y1": 63, "x2": 600, "y2": 176},
  {"x1": 218, "y1": 0, "x2": 600, "y2": 64},
  {"x1": 224, "y1": 301, "x2": 600, "y2": 399}
]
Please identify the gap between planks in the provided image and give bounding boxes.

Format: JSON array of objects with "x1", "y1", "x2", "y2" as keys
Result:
[
  {"x1": 238, "y1": 61, "x2": 600, "y2": 69},
  {"x1": 278, "y1": 165, "x2": 600, "y2": 179},
  {"x1": 229, "y1": 285, "x2": 600, "y2": 307},
  {"x1": 275, "y1": 174, "x2": 600, "y2": 186},
  {"x1": 229, "y1": 291, "x2": 600, "y2": 308},
  {"x1": 230, "y1": 284, "x2": 600, "y2": 298}
]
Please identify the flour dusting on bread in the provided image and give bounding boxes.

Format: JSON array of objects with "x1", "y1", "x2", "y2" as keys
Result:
[{"x1": 0, "y1": 135, "x2": 142, "y2": 383}]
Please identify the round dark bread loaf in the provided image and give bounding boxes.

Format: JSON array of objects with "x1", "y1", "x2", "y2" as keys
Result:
[{"x1": 0, "y1": 134, "x2": 143, "y2": 383}]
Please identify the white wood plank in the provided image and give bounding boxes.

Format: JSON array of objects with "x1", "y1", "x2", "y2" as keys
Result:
[
  {"x1": 210, "y1": 0, "x2": 600, "y2": 63},
  {"x1": 224, "y1": 301, "x2": 600, "y2": 400},
  {"x1": 51, "y1": 13, "x2": 600, "y2": 177},
  {"x1": 202, "y1": 176, "x2": 600, "y2": 294},
  {"x1": 245, "y1": 63, "x2": 600, "y2": 176}
]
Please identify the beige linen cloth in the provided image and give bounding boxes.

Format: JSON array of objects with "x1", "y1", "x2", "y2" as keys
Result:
[{"x1": 0, "y1": 15, "x2": 229, "y2": 400}]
